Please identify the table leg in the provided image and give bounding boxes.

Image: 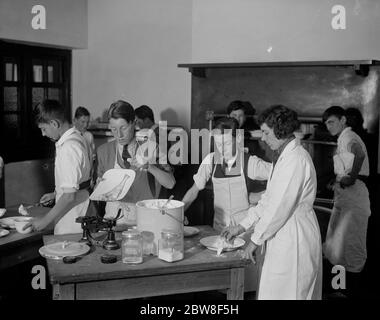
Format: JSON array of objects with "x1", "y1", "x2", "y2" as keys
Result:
[
  {"x1": 53, "y1": 283, "x2": 75, "y2": 300},
  {"x1": 227, "y1": 267, "x2": 244, "y2": 300}
]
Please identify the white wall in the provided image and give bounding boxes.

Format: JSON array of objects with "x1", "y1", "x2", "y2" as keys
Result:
[
  {"x1": 192, "y1": 0, "x2": 380, "y2": 62},
  {"x1": 0, "y1": 0, "x2": 87, "y2": 48},
  {"x1": 72, "y1": 0, "x2": 192, "y2": 130}
]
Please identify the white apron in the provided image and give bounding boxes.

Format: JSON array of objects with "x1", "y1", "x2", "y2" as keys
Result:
[
  {"x1": 324, "y1": 181, "x2": 370, "y2": 273},
  {"x1": 211, "y1": 154, "x2": 261, "y2": 293},
  {"x1": 104, "y1": 146, "x2": 137, "y2": 226}
]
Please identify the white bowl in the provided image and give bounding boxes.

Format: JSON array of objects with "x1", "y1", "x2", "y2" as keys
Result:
[{"x1": 14, "y1": 220, "x2": 33, "y2": 234}]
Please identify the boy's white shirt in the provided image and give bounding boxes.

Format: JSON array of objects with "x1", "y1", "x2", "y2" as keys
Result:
[{"x1": 53, "y1": 127, "x2": 91, "y2": 234}]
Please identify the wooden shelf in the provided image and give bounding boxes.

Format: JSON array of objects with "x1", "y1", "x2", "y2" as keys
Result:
[
  {"x1": 178, "y1": 60, "x2": 380, "y2": 77},
  {"x1": 178, "y1": 60, "x2": 380, "y2": 69}
]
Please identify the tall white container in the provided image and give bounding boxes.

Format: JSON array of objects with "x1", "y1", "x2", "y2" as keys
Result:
[{"x1": 136, "y1": 199, "x2": 184, "y2": 256}]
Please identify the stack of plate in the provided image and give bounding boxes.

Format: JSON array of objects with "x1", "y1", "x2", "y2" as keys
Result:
[{"x1": 0, "y1": 216, "x2": 34, "y2": 229}]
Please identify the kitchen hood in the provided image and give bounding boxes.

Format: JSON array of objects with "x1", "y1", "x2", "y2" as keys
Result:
[{"x1": 178, "y1": 60, "x2": 380, "y2": 77}]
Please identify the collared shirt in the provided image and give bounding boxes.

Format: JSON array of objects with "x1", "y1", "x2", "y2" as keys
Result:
[
  {"x1": 272, "y1": 136, "x2": 295, "y2": 167},
  {"x1": 116, "y1": 138, "x2": 138, "y2": 166},
  {"x1": 224, "y1": 153, "x2": 238, "y2": 172},
  {"x1": 337, "y1": 127, "x2": 369, "y2": 176},
  {"x1": 194, "y1": 152, "x2": 250, "y2": 190},
  {"x1": 82, "y1": 130, "x2": 95, "y2": 160},
  {"x1": 116, "y1": 138, "x2": 172, "y2": 172},
  {"x1": 55, "y1": 127, "x2": 91, "y2": 195}
]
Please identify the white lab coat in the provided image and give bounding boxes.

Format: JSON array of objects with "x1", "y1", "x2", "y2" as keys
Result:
[{"x1": 240, "y1": 139, "x2": 322, "y2": 300}]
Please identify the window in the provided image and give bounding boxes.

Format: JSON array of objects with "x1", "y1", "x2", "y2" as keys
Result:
[{"x1": 0, "y1": 41, "x2": 71, "y2": 162}]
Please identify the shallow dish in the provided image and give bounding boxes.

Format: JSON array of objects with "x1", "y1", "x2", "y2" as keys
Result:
[
  {"x1": 184, "y1": 226, "x2": 200, "y2": 237},
  {"x1": 200, "y1": 235, "x2": 245, "y2": 252},
  {"x1": 39, "y1": 241, "x2": 90, "y2": 260}
]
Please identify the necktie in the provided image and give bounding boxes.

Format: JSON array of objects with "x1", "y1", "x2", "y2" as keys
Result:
[
  {"x1": 123, "y1": 143, "x2": 156, "y2": 197},
  {"x1": 122, "y1": 144, "x2": 131, "y2": 169}
]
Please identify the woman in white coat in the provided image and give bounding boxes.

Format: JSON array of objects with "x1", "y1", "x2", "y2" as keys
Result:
[{"x1": 222, "y1": 105, "x2": 322, "y2": 300}]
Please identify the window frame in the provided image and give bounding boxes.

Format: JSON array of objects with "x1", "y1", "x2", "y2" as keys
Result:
[{"x1": 0, "y1": 41, "x2": 72, "y2": 162}]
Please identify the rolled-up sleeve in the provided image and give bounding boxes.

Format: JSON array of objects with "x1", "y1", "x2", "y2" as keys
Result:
[
  {"x1": 247, "y1": 155, "x2": 272, "y2": 181},
  {"x1": 193, "y1": 153, "x2": 214, "y2": 190}
]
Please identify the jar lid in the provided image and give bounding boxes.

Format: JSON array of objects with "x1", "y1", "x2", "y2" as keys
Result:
[
  {"x1": 122, "y1": 230, "x2": 141, "y2": 238},
  {"x1": 161, "y1": 229, "x2": 181, "y2": 238}
]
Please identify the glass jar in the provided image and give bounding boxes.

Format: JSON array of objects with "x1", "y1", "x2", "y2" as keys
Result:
[
  {"x1": 121, "y1": 230, "x2": 143, "y2": 264},
  {"x1": 158, "y1": 229, "x2": 184, "y2": 262}
]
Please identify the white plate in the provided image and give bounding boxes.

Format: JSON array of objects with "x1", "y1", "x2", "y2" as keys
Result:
[
  {"x1": 184, "y1": 226, "x2": 200, "y2": 237},
  {"x1": 90, "y1": 169, "x2": 136, "y2": 201},
  {"x1": 0, "y1": 228, "x2": 10, "y2": 238},
  {"x1": 200, "y1": 235, "x2": 245, "y2": 252},
  {"x1": 39, "y1": 241, "x2": 90, "y2": 260},
  {"x1": 0, "y1": 216, "x2": 34, "y2": 229}
]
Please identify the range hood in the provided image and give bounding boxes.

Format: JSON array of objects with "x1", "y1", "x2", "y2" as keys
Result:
[{"x1": 178, "y1": 60, "x2": 380, "y2": 77}]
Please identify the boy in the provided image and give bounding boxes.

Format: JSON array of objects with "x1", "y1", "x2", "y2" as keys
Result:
[
  {"x1": 323, "y1": 106, "x2": 371, "y2": 297},
  {"x1": 24, "y1": 100, "x2": 92, "y2": 234}
]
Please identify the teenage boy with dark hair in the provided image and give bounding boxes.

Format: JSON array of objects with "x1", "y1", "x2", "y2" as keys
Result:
[
  {"x1": 24, "y1": 99, "x2": 92, "y2": 234},
  {"x1": 322, "y1": 105, "x2": 371, "y2": 298}
]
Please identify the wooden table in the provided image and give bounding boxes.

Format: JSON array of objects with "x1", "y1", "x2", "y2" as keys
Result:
[
  {"x1": 0, "y1": 206, "x2": 52, "y2": 270},
  {"x1": 43, "y1": 225, "x2": 251, "y2": 300}
]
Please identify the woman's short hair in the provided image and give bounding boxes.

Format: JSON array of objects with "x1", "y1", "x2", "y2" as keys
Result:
[
  {"x1": 74, "y1": 106, "x2": 90, "y2": 119},
  {"x1": 227, "y1": 100, "x2": 256, "y2": 116},
  {"x1": 107, "y1": 100, "x2": 135, "y2": 123},
  {"x1": 213, "y1": 117, "x2": 240, "y2": 137},
  {"x1": 258, "y1": 105, "x2": 300, "y2": 139}
]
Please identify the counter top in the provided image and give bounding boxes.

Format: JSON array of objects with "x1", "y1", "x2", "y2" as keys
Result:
[
  {"x1": 0, "y1": 205, "x2": 52, "y2": 270},
  {"x1": 43, "y1": 225, "x2": 250, "y2": 285}
]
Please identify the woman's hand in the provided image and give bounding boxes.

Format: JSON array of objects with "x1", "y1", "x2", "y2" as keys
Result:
[
  {"x1": 242, "y1": 241, "x2": 258, "y2": 264},
  {"x1": 220, "y1": 224, "x2": 245, "y2": 242}
]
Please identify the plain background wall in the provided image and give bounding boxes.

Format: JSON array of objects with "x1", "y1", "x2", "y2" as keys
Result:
[
  {"x1": 0, "y1": 0, "x2": 87, "y2": 48},
  {"x1": 72, "y1": 0, "x2": 192, "y2": 130},
  {"x1": 192, "y1": 0, "x2": 380, "y2": 62}
]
